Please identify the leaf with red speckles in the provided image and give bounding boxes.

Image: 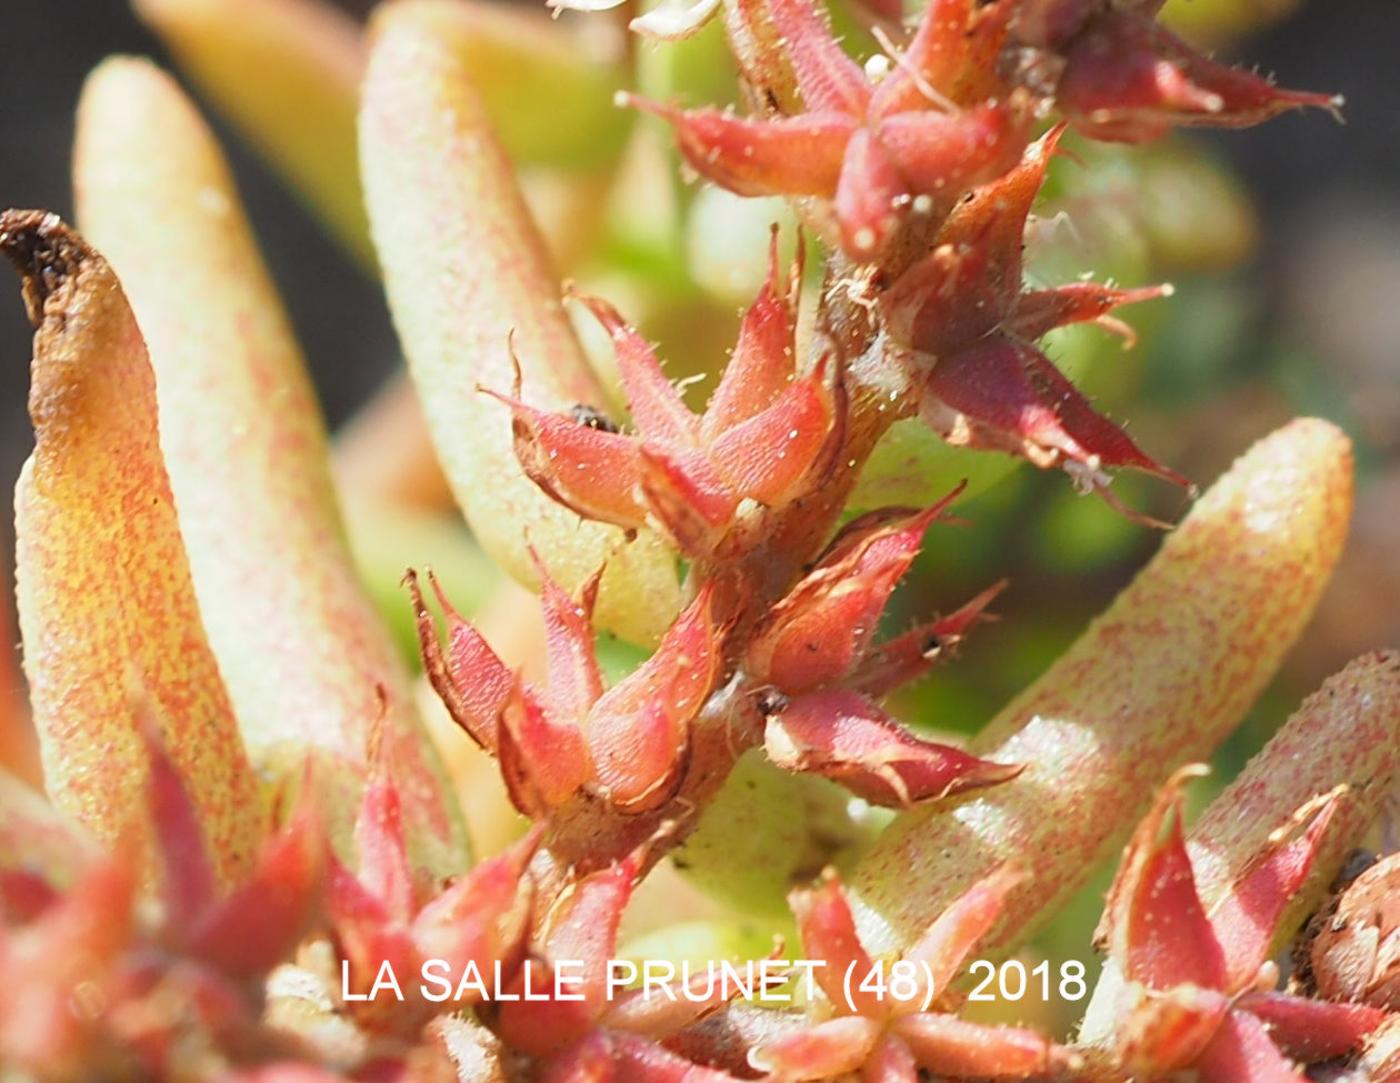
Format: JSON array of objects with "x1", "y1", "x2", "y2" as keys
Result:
[{"x1": 2, "y1": 210, "x2": 262, "y2": 882}]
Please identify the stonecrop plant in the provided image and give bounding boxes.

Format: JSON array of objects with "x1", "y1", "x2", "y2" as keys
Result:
[{"x1": 0, "y1": 0, "x2": 1396, "y2": 1080}]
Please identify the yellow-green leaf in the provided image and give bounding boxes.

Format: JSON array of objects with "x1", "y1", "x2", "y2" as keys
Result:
[
  {"x1": 360, "y1": 11, "x2": 681, "y2": 644},
  {"x1": 850, "y1": 418, "x2": 1354, "y2": 955}
]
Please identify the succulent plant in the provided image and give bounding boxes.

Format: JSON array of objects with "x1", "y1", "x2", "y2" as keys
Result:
[{"x1": 0, "y1": 0, "x2": 1394, "y2": 1080}]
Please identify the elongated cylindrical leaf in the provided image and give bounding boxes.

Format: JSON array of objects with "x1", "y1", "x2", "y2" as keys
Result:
[
  {"x1": 136, "y1": 0, "x2": 630, "y2": 267},
  {"x1": 1081, "y1": 650, "x2": 1400, "y2": 1042},
  {"x1": 73, "y1": 59, "x2": 467, "y2": 875},
  {"x1": 850, "y1": 418, "x2": 1354, "y2": 955},
  {"x1": 2, "y1": 210, "x2": 263, "y2": 881},
  {"x1": 134, "y1": 0, "x2": 371, "y2": 264},
  {"x1": 360, "y1": 11, "x2": 681, "y2": 643}
]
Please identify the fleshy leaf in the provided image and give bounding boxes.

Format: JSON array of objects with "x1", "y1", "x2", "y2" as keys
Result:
[
  {"x1": 850, "y1": 419, "x2": 1353, "y2": 956},
  {"x1": 3, "y1": 210, "x2": 262, "y2": 882},
  {"x1": 360, "y1": 9, "x2": 680, "y2": 644},
  {"x1": 75, "y1": 57, "x2": 466, "y2": 876}
]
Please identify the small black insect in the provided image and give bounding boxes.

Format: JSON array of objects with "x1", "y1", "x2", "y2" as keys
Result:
[{"x1": 569, "y1": 403, "x2": 620, "y2": 433}]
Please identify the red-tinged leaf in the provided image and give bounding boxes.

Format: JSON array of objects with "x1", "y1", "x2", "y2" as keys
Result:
[
  {"x1": 640, "y1": 445, "x2": 740, "y2": 555},
  {"x1": 765, "y1": 0, "x2": 872, "y2": 115},
  {"x1": 485, "y1": 389, "x2": 649, "y2": 531},
  {"x1": 765, "y1": 689, "x2": 1022, "y2": 807},
  {"x1": 890, "y1": 1014, "x2": 1056, "y2": 1078},
  {"x1": 923, "y1": 334, "x2": 1187, "y2": 489},
  {"x1": 574, "y1": 293, "x2": 698, "y2": 448},
  {"x1": 1098, "y1": 767, "x2": 1228, "y2": 991},
  {"x1": 630, "y1": 97, "x2": 853, "y2": 198},
  {"x1": 587, "y1": 587, "x2": 722, "y2": 812},
  {"x1": 1058, "y1": 12, "x2": 1341, "y2": 143},
  {"x1": 534, "y1": 558, "x2": 606, "y2": 722},
  {"x1": 497, "y1": 689, "x2": 591, "y2": 816},
  {"x1": 750, "y1": 1014, "x2": 884, "y2": 1078},
  {"x1": 792, "y1": 872, "x2": 882, "y2": 1015},
  {"x1": 871, "y1": 0, "x2": 1015, "y2": 114},
  {"x1": 702, "y1": 231, "x2": 800, "y2": 441},
  {"x1": 1209, "y1": 792, "x2": 1342, "y2": 990},
  {"x1": 408, "y1": 569, "x2": 511, "y2": 751},
  {"x1": 140, "y1": 722, "x2": 218, "y2": 936},
  {"x1": 1237, "y1": 992, "x2": 1387, "y2": 1063},
  {"x1": 876, "y1": 101, "x2": 1029, "y2": 201},
  {"x1": 898, "y1": 864, "x2": 1023, "y2": 1013},
  {"x1": 848, "y1": 580, "x2": 1007, "y2": 698},
  {"x1": 708, "y1": 363, "x2": 837, "y2": 506},
  {"x1": 1192, "y1": 1007, "x2": 1309, "y2": 1083},
  {"x1": 861, "y1": 1036, "x2": 919, "y2": 1083},
  {"x1": 186, "y1": 801, "x2": 326, "y2": 981},
  {"x1": 749, "y1": 502, "x2": 948, "y2": 692},
  {"x1": 1007, "y1": 282, "x2": 1173, "y2": 345},
  {"x1": 834, "y1": 127, "x2": 907, "y2": 259},
  {"x1": 354, "y1": 778, "x2": 415, "y2": 926}
]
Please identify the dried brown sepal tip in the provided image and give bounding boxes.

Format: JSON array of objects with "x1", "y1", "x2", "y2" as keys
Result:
[
  {"x1": 0, "y1": 210, "x2": 87, "y2": 325},
  {"x1": 1307, "y1": 853, "x2": 1400, "y2": 1012}
]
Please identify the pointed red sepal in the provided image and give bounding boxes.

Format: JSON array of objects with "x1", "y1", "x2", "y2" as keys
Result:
[
  {"x1": 138, "y1": 720, "x2": 218, "y2": 937},
  {"x1": 407, "y1": 569, "x2": 512, "y2": 751},
  {"x1": 0, "y1": 857, "x2": 137, "y2": 1077},
  {"x1": 750, "y1": 1015, "x2": 885, "y2": 1078},
  {"x1": 870, "y1": 0, "x2": 1017, "y2": 114},
  {"x1": 497, "y1": 686, "x2": 592, "y2": 818},
  {"x1": 548, "y1": 1029, "x2": 745, "y2": 1083},
  {"x1": 706, "y1": 354, "x2": 839, "y2": 507},
  {"x1": 482, "y1": 386, "x2": 649, "y2": 531},
  {"x1": 1209, "y1": 788, "x2": 1344, "y2": 989},
  {"x1": 1057, "y1": 11, "x2": 1343, "y2": 144},
  {"x1": 848, "y1": 579, "x2": 1007, "y2": 698},
  {"x1": 586, "y1": 585, "x2": 724, "y2": 812},
  {"x1": 791, "y1": 871, "x2": 883, "y2": 1015},
  {"x1": 874, "y1": 100, "x2": 1032, "y2": 209},
  {"x1": 353, "y1": 771, "x2": 416, "y2": 928},
  {"x1": 569, "y1": 292, "x2": 699, "y2": 449},
  {"x1": 861, "y1": 1036, "x2": 920, "y2": 1083},
  {"x1": 1097, "y1": 765, "x2": 1228, "y2": 991},
  {"x1": 534, "y1": 555, "x2": 607, "y2": 722},
  {"x1": 185, "y1": 797, "x2": 327, "y2": 982},
  {"x1": 408, "y1": 828, "x2": 538, "y2": 1002},
  {"x1": 1236, "y1": 992, "x2": 1389, "y2": 1064},
  {"x1": 1191, "y1": 1008, "x2": 1311, "y2": 1083},
  {"x1": 764, "y1": 688, "x2": 1022, "y2": 806},
  {"x1": 639, "y1": 443, "x2": 740, "y2": 555},
  {"x1": 702, "y1": 229, "x2": 803, "y2": 440},
  {"x1": 495, "y1": 852, "x2": 643, "y2": 1055},
  {"x1": 748, "y1": 497, "x2": 957, "y2": 692},
  {"x1": 765, "y1": 0, "x2": 872, "y2": 115},
  {"x1": 883, "y1": 125, "x2": 1066, "y2": 352},
  {"x1": 630, "y1": 96, "x2": 854, "y2": 199},
  {"x1": 890, "y1": 1014, "x2": 1060, "y2": 1079},
  {"x1": 1008, "y1": 282, "x2": 1174, "y2": 345},
  {"x1": 897, "y1": 863, "x2": 1024, "y2": 1015},
  {"x1": 921, "y1": 333, "x2": 1188, "y2": 499}
]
